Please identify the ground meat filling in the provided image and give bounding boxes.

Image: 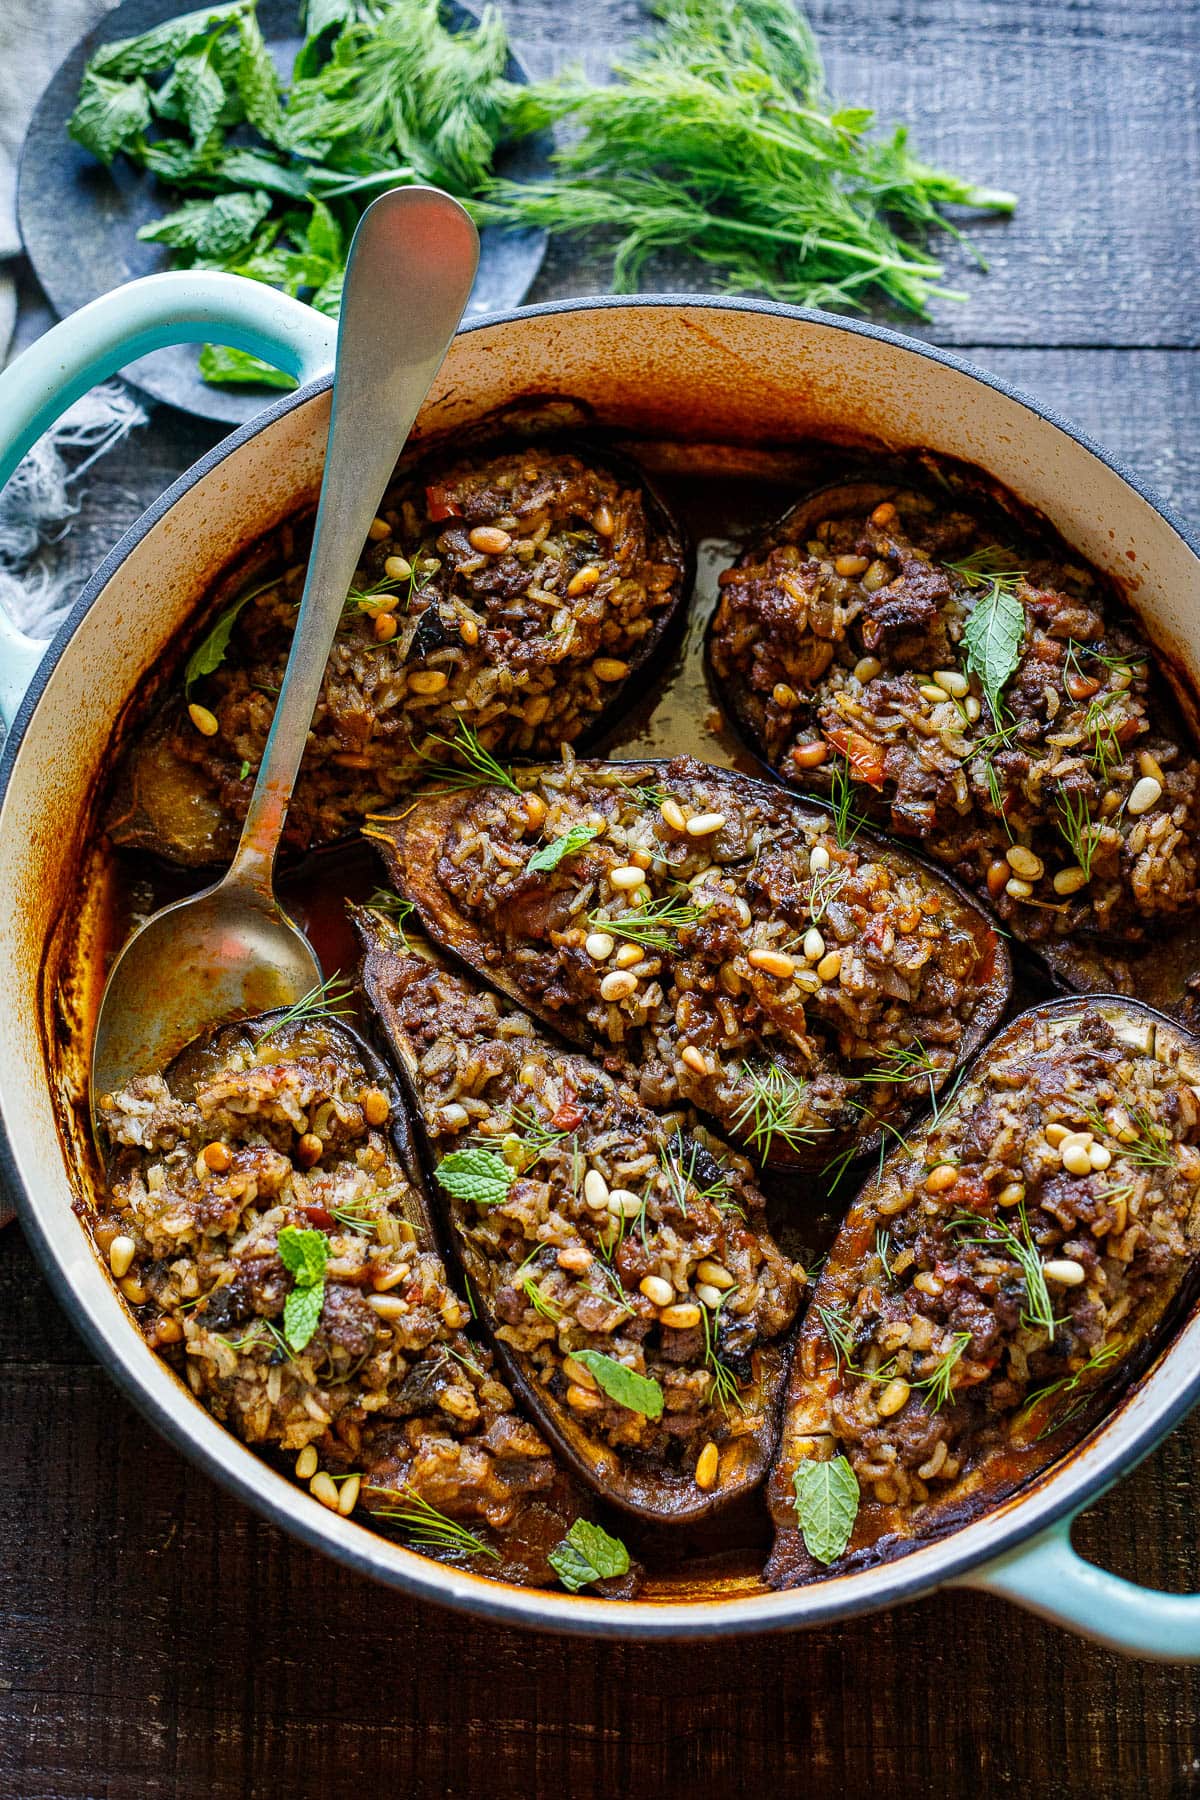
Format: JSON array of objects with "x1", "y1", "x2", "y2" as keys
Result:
[
  {"x1": 112, "y1": 446, "x2": 684, "y2": 858},
  {"x1": 379, "y1": 951, "x2": 799, "y2": 1477},
  {"x1": 770, "y1": 1004, "x2": 1200, "y2": 1576},
  {"x1": 93, "y1": 1018, "x2": 572, "y2": 1562},
  {"x1": 709, "y1": 488, "x2": 1200, "y2": 945},
  {"x1": 401, "y1": 754, "x2": 997, "y2": 1160}
]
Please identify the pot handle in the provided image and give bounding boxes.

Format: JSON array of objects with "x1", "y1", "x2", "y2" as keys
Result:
[
  {"x1": 955, "y1": 1510, "x2": 1200, "y2": 1660},
  {"x1": 0, "y1": 271, "x2": 337, "y2": 729}
]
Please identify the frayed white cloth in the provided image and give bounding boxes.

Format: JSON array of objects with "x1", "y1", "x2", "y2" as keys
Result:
[{"x1": 0, "y1": 380, "x2": 148, "y2": 638}]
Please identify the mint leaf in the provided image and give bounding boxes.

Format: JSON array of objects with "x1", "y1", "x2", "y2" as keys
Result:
[
  {"x1": 184, "y1": 582, "x2": 268, "y2": 693},
  {"x1": 156, "y1": 46, "x2": 227, "y2": 148},
  {"x1": 68, "y1": 70, "x2": 151, "y2": 164},
  {"x1": 526, "y1": 821, "x2": 602, "y2": 875},
  {"x1": 435, "y1": 1148, "x2": 515, "y2": 1208},
  {"x1": 304, "y1": 198, "x2": 344, "y2": 266},
  {"x1": 234, "y1": 11, "x2": 286, "y2": 142},
  {"x1": 548, "y1": 1519, "x2": 631, "y2": 1592},
  {"x1": 198, "y1": 344, "x2": 297, "y2": 389},
  {"x1": 572, "y1": 1351, "x2": 664, "y2": 1420},
  {"x1": 962, "y1": 579, "x2": 1025, "y2": 724},
  {"x1": 283, "y1": 1280, "x2": 324, "y2": 1351},
  {"x1": 140, "y1": 190, "x2": 272, "y2": 261},
  {"x1": 89, "y1": 4, "x2": 246, "y2": 78},
  {"x1": 276, "y1": 1225, "x2": 329, "y2": 1286},
  {"x1": 301, "y1": 0, "x2": 358, "y2": 40},
  {"x1": 217, "y1": 149, "x2": 315, "y2": 198},
  {"x1": 792, "y1": 1455, "x2": 859, "y2": 1564}
]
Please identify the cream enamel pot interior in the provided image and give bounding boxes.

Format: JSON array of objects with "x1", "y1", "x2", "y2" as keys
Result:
[{"x1": 4, "y1": 276, "x2": 1200, "y2": 1654}]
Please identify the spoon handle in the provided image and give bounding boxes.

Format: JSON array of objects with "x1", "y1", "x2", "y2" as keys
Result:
[{"x1": 226, "y1": 187, "x2": 479, "y2": 892}]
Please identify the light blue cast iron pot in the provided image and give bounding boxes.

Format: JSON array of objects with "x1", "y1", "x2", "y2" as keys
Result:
[{"x1": 2, "y1": 272, "x2": 1200, "y2": 1655}]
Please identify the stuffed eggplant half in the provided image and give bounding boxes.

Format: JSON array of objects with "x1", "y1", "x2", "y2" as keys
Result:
[
  {"x1": 766, "y1": 996, "x2": 1200, "y2": 1586},
  {"x1": 355, "y1": 910, "x2": 800, "y2": 1523},
  {"x1": 106, "y1": 442, "x2": 688, "y2": 867},
  {"x1": 708, "y1": 480, "x2": 1200, "y2": 978},
  {"x1": 93, "y1": 1009, "x2": 639, "y2": 1594},
  {"x1": 364, "y1": 754, "x2": 1010, "y2": 1171}
]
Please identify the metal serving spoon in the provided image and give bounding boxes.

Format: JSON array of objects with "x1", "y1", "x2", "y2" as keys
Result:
[{"x1": 90, "y1": 186, "x2": 479, "y2": 1117}]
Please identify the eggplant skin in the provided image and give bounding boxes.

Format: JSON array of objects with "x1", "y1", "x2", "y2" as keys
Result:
[
  {"x1": 363, "y1": 754, "x2": 1011, "y2": 1172},
  {"x1": 707, "y1": 479, "x2": 1200, "y2": 967},
  {"x1": 105, "y1": 440, "x2": 690, "y2": 869},
  {"x1": 766, "y1": 996, "x2": 1200, "y2": 1587},
  {"x1": 93, "y1": 1008, "x2": 636, "y2": 1593},
  {"x1": 353, "y1": 906, "x2": 801, "y2": 1526}
]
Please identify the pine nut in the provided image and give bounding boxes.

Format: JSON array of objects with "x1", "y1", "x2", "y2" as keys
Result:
[
  {"x1": 607, "y1": 1189, "x2": 643, "y2": 1218},
  {"x1": 362, "y1": 1088, "x2": 390, "y2": 1126},
  {"x1": 681, "y1": 1045, "x2": 712, "y2": 1077},
  {"x1": 836, "y1": 554, "x2": 870, "y2": 577},
  {"x1": 640, "y1": 1275, "x2": 674, "y2": 1307},
  {"x1": 1128, "y1": 775, "x2": 1163, "y2": 815},
  {"x1": 384, "y1": 554, "x2": 411, "y2": 580},
  {"x1": 696, "y1": 1259, "x2": 735, "y2": 1289},
  {"x1": 119, "y1": 1276, "x2": 148, "y2": 1305},
  {"x1": 1044, "y1": 1123, "x2": 1071, "y2": 1148},
  {"x1": 817, "y1": 950, "x2": 842, "y2": 981},
  {"x1": 748, "y1": 948, "x2": 796, "y2": 978},
  {"x1": 660, "y1": 797, "x2": 687, "y2": 832},
  {"x1": 337, "y1": 1473, "x2": 361, "y2": 1516},
  {"x1": 997, "y1": 1181, "x2": 1026, "y2": 1208},
  {"x1": 803, "y1": 927, "x2": 825, "y2": 962},
  {"x1": 295, "y1": 1446, "x2": 318, "y2": 1480},
  {"x1": 870, "y1": 502, "x2": 897, "y2": 527},
  {"x1": 695, "y1": 1442, "x2": 720, "y2": 1490},
  {"x1": 593, "y1": 503, "x2": 615, "y2": 536},
  {"x1": 557, "y1": 1246, "x2": 593, "y2": 1273},
  {"x1": 584, "y1": 1170, "x2": 610, "y2": 1210},
  {"x1": 374, "y1": 614, "x2": 398, "y2": 643},
  {"x1": 367, "y1": 517, "x2": 391, "y2": 541},
  {"x1": 408, "y1": 669, "x2": 447, "y2": 694},
  {"x1": 986, "y1": 858, "x2": 1010, "y2": 897},
  {"x1": 1054, "y1": 865, "x2": 1089, "y2": 895},
  {"x1": 468, "y1": 526, "x2": 511, "y2": 554},
  {"x1": 585, "y1": 931, "x2": 614, "y2": 961},
  {"x1": 661, "y1": 1302, "x2": 701, "y2": 1329},
  {"x1": 1138, "y1": 750, "x2": 1165, "y2": 783},
  {"x1": 876, "y1": 1377, "x2": 911, "y2": 1417},
  {"x1": 310, "y1": 1471, "x2": 341, "y2": 1509},
  {"x1": 1006, "y1": 845, "x2": 1044, "y2": 880},
  {"x1": 615, "y1": 943, "x2": 642, "y2": 969},
  {"x1": 934, "y1": 669, "x2": 969, "y2": 698},
  {"x1": 696, "y1": 1282, "x2": 724, "y2": 1309},
  {"x1": 791, "y1": 741, "x2": 828, "y2": 769},
  {"x1": 920, "y1": 684, "x2": 947, "y2": 704},
  {"x1": 1061, "y1": 1139, "x2": 1094, "y2": 1177},
  {"x1": 593, "y1": 658, "x2": 629, "y2": 681},
  {"x1": 965, "y1": 696, "x2": 982, "y2": 722},
  {"x1": 1089, "y1": 1142, "x2": 1112, "y2": 1170},
  {"x1": 686, "y1": 812, "x2": 726, "y2": 837},
  {"x1": 567, "y1": 565, "x2": 601, "y2": 596},
  {"x1": 202, "y1": 1141, "x2": 232, "y2": 1173},
  {"x1": 439, "y1": 1102, "x2": 470, "y2": 1131},
  {"x1": 373, "y1": 1263, "x2": 411, "y2": 1292},
  {"x1": 924, "y1": 1164, "x2": 958, "y2": 1193},
  {"x1": 600, "y1": 971, "x2": 638, "y2": 1002},
  {"x1": 1005, "y1": 877, "x2": 1033, "y2": 900},
  {"x1": 108, "y1": 1235, "x2": 137, "y2": 1279},
  {"x1": 854, "y1": 655, "x2": 882, "y2": 683},
  {"x1": 1044, "y1": 1258, "x2": 1086, "y2": 1286},
  {"x1": 296, "y1": 1133, "x2": 323, "y2": 1168},
  {"x1": 609, "y1": 865, "x2": 644, "y2": 890},
  {"x1": 810, "y1": 844, "x2": 831, "y2": 872},
  {"x1": 367, "y1": 1293, "x2": 409, "y2": 1319},
  {"x1": 188, "y1": 703, "x2": 219, "y2": 737},
  {"x1": 567, "y1": 1384, "x2": 606, "y2": 1413},
  {"x1": 772, "y1": 682, "x2": 798, "y2": 707},
  {"x1": 913, "y1": 1271, "x2": 943, "y2": 1297}
]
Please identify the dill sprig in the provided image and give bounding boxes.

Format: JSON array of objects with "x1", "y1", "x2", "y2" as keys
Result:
[
  {"x1": 874, "y1": 1229, "x2": 893, "y2": 1283},
  {"x1": 945, "y1": 546, "x2": 1026, "y2": 591},
  {"x1": 419, "y1": 720, "x2": 521, "y2": 795},
  {"x1": 216, "y1": 1317, "x2": 295, "y2": 1361},
  {"x1": 587, "y1": 892, "x2": 702, "y2": 951},
  {"x1": 1017, "y1": 1341, "x2": 1122, "y2": 1439},
  {"x1": 952, "y1": 1205, "x2": 1058, "y2": 1341},
  {"x1": 367, "y1": 1484, "x2": 500, "y2": 1562},
  {"x1": 1054, "y1": 789, "x2": 1102, "y2": 881},
  {"x1": 731, "y1": 1062, "x2": 827, "y2": 1160},
  {"x1": 913, "y1": 1332, "x2": 971, "y2": 1411},
  {"x1": 859, "y1": 1039, "x2": 941, "y2": 1110},
  {"x1": 700, "y1": 1290, "x2": 745, "y2": 1415},
  {"x1": 258, "y1": 972, "x2": 356, "y2": 1041},
  {"x1": 658, "y1": 1138, "x2": 734, "y2": 1218},
  {"x1": 1081, "y1": 1102, "x2": 1176, "y2": 1171},
  {"x1": 805, "y1": 862, "x2": 846, "y2": 926},
  {"x1": 366, "y1": 888, "x2": 416, "y2": 943},
  {"x1": 828, "y1": 757, "x2": 869, "y2": 849}
]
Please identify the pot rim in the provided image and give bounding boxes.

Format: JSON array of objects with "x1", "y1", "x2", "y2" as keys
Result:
[{"x1": 6, "y1": 292, "x2": 1200, "y2": 1637}]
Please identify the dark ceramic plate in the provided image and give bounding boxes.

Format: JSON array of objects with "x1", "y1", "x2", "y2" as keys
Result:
[{"x1": 17, "y1": 0, "x2": 549, "y2": 424}]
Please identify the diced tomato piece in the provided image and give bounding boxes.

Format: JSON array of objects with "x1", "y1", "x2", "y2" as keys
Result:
[
  {"x1": 304, "y1": 1205, "x2": 334, "y2": 1229},
  {"x1": 551, "y1": 1101, "x2": 586, "y2": 1131},
  {"x1": 825, "y1": 727, "x2": 887, "y2": 789},
  {"x1": 425, "y1": 483, "x2": 460, "y2": 521}
]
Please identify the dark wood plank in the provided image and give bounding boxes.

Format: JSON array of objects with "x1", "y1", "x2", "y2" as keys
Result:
[{"x1": 3, "y1": 1223, "x2": 1200, "y2": 1800}]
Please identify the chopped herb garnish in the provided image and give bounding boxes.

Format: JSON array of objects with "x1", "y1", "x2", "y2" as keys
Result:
[
  {"x1": 572, "y1": 1350, "x2": 664, "y2": 1419},
  {"x1": 258, "y1": 972, "x2": 356, "y2": 1041},
  {"x1": 952, "y1": 1205, "x2": 1058, "y2": 1341},
  {"x1": 367, "y1": 1484, "x2": 500, "y2": 1562},
  {"x1": 731, "y1": 1062, "x2": 827, "y2": 1159},
  {"x1": 548, "y1": 1519, "x2": 631, "y2": 1592},
  {"x1": 913, "y1": 1331, "x2": 971, "y2": 1411},
  {"x1": 419, "y1": 720, "x2": 521, "y2": 795},
  {"x1": 435, "y1": 1147, "x2": 515, "y2": 1208},
  {"x1": 1017, "y1": 1341, "x2": 1122, "y2": 1439},
  {"x1": 526, "y1": 821, "x2": 603, "y2": 875},
  {"x1": 366, "y1": 888, "x2": 416, "y2": 944},
  {"x1": 792, "y1": 1455, "x2": 859, "y2": 1564},
  {"x1": 945, "y1": 546, "x2": 1026, "y2": 591},
  {"x1": 238, "y1": 758, "x2": 251, "y2": 781},
  {"x1": 805, "y1": 861, "x2": 846, "y2": 925},
  {"x1": 587, "y1": 892, "x2": 702, "y2": 951}
]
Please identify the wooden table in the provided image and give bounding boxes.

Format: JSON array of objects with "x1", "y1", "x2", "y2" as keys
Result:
[{"x1": 4, "y1": 2, "x2": 1200, "y2": 1793}]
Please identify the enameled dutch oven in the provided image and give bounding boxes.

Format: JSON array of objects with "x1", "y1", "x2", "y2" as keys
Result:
[{"x1": 4, "y1": 274, "x2": 1200, "y2": 1655}]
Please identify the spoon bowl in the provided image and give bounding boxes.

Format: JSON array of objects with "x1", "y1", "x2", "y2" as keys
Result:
[{"x1": 89, "y1": 185, "x2": 479, "y2": 1120}]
